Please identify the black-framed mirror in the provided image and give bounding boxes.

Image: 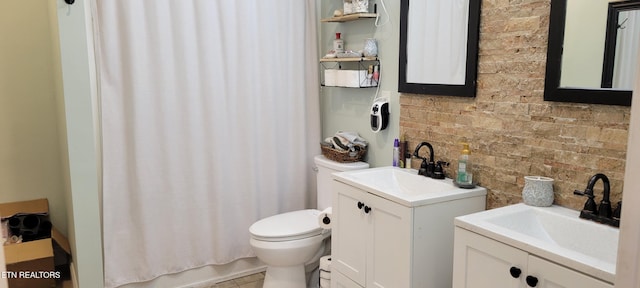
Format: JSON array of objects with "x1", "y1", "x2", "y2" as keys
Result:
[
  {"x1": 544, "y1": 0, "x2": 636, "y2": 106},
  {"x1": 398, "y1": 0, "x2": 481, "y2": 97}
]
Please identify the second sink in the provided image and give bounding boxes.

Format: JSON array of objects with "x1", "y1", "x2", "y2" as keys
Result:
[{"x1": 455, "y1": 203, "x2": 619, "y2": 283}]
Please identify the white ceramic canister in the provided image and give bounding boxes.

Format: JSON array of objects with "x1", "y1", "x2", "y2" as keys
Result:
[
  {"x1": 522, "y1": 176, "x2": 554, "y2": 207},
  {"x1": 363, "y1": 38, "x2": 378, "y2": 57}
]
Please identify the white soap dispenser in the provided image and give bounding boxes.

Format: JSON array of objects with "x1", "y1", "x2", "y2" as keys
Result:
[{"x1": 456, "y1": 143, "x2": 472, "y2": 185}]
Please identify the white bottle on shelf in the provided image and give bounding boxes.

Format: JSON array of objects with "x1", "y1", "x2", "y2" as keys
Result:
[{"x1": 333, "y1": 33, "x2": 344, "y2": 53}]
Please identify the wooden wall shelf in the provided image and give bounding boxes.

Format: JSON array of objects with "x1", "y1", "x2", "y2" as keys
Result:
[
  {"x1": 320, "y1": 13, "x2": 377, "y2": 23},
  {"x1": 320, "y1": 57, "x2": 378, "y2": 63}
]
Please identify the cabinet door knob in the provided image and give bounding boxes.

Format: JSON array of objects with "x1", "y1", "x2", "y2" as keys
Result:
[
  {"x1": 526, "y1": 275, "x2": 538, "y2": 287},
  {"x1": 509, "y1": 267, "x2": 521, "y2": 278},
  {"x1": 364, "y1": 206, "x2": 372, "y2": 213},
  {"x1": 357, "y1": 202, "x2": 364, "y2": 209}
]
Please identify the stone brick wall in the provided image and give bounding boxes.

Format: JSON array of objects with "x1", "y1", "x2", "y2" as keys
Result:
[{"x1": 400, "y1": 0, "x2": 631, "y2": 210}]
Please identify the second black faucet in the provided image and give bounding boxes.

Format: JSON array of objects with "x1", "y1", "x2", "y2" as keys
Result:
[{"x1": 573, "y1": 173, "x2": 621, "y2": 227}]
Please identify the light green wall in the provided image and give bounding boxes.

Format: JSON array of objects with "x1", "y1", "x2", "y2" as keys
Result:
[
  {"x1": 319, "y1": 1, "x2": 401, "y2": 168},
  {"x1": 0, "y1": 0, "x2": 69, "y2": 236},
  {"x1": 56, "y1": 0, "x2": 104, "y2": 286}
]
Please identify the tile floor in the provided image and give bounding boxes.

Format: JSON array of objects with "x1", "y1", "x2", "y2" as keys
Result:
[{"x1": 206, "y1": 272, "x2": 265, "y2": 288}]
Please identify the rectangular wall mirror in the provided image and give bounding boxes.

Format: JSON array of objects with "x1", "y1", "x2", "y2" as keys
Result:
[
  {"x1": 544, "y1": 0, "x2": 637, "y2": 106},
  {"x1": 398, "y1": 0, "x2": 481, "y2": 97}
]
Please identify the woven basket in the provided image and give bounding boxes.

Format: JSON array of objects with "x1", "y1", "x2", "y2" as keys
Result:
[{"x1": 321, "y1": 143, "x2": 367, "y2": 163}]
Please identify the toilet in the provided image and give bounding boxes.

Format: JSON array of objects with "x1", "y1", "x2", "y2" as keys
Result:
[{"x1": 249, "y1": 155, "x2": 369, "y2": 288}]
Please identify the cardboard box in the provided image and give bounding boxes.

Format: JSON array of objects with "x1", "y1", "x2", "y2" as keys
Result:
[{"x1": 1, "y1": 199, "x2": 71, "y2": 288}]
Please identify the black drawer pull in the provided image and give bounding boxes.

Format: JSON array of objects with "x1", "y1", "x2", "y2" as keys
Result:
[{"x1": 509, "y1": 267, "x2": 521, "y2": 278}]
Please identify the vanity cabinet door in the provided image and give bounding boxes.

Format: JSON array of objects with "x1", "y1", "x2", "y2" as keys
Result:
[
  {"x1": 333, "y1": 269, "x2": 363, "y2": 288},
  {"x1": 332, "y1": 181, "x2": 412, "y2": 288},
  {"x1": 453, "y1": 227, "x2": 528, "y2": 288},
  {"x1": 367, "y1": 192, "x2": 412, "y2": 288},
  {"x1": 527, "y1": 255, "x2": 613, "y2": 288},
  {"x1": 332, "y1": 182, "x2": 369, "y2": 286}
]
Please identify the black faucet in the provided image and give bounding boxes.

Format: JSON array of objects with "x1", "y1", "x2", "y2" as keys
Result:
[
  {"x1": 573, "y1": 173, "x2": 621, "y2": 227},
  {"x1": 413, "y1": 142, "x2": 446, "y2": 179}
]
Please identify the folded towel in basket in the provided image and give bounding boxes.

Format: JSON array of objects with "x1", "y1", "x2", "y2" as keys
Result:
[
  {"x1": 324, "y1": 131, "x2": 368, "y2": 152},
  {"x1": 336, "y1": 131, "x2": 368, "y2": 147}
]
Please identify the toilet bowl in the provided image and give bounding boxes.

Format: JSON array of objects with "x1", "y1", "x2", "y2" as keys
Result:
[
  {"x1": 250, "y1": 210, "x2": 330, "y2": 288},
  {"x1": 249, "y1": 155, "x2": 369, "y2": 288}
]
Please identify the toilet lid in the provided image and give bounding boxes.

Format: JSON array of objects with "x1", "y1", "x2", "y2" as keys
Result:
[{"x1": 250, "y1": 209, "x2": 323, "y2": 241}]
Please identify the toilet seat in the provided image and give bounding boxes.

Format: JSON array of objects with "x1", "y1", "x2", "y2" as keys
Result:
[{"x1": 250, "y1": 209, "x2": 324, "y2": 242}]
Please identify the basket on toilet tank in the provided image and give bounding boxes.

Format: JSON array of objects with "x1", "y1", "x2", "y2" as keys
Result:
[
  {"x1": 320, "y1": 143, "x2": 367, "y2": 163},
  {"x1": 320, "y1": 132, "x2": 368, "y2": 163}
]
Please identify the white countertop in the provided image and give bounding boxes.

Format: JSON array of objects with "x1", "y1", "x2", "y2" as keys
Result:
[{"x1": 332, "y1": 166, "x2": 487, "y2": 207}]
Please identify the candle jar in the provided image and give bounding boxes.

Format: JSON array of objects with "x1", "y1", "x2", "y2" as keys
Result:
[{"x1": 522, "y1": 176, "x2": 555, "y2": 207}]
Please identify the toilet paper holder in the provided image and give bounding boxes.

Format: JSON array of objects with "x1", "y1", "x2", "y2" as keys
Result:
[
  {"x1": 318, "y1": 207, "x2": 333, "y2": 229},
  {"x1": 322, "y1": 215, "x2": 331, "y2": 225}
]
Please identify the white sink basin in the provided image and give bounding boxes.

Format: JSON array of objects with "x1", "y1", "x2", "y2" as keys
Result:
[
  {"x1": 344, "y1": 167, "x2": 456, "y2": 194},
  {"x1": 455, "y1": 204, "x2": 619, "y2": 283},
  {"x1": 333, "y1": 167, "x2": 486, "y2": 207}
]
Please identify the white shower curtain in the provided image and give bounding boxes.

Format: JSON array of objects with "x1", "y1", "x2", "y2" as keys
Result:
[
  {"x1": 406, "y1": 0, "x2": 469, "y2": 85},
  {"x1": 93, "y1": 1, "x2": 320, "y2": 287},
  {"x1": 613, "y1": 10, "x2": 640, "y2": 90}
]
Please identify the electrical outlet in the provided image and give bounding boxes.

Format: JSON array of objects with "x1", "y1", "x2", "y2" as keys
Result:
[{"x1": 380, "y1": 91, "x2": 391, "y2": 102}]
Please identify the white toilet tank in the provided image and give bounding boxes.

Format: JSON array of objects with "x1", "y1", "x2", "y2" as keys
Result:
[{"x1": 314, "y1": 155, "x2": 369, "y2": 210}]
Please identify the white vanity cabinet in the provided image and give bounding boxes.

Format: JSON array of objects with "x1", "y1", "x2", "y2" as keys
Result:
[
  {"x1": 332, "y1": 181, "x2": 412, "y2": 288},
  {"x1": 330, "y1": 167, "x2": 487, "y2": 288},
  {"x1": 453, "y1": 227, "x2": 614, "y2": 288}
]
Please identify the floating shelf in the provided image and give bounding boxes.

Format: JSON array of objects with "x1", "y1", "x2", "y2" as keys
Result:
[
  {"x1": 320, "y1": 57, "x2": 378, "y2": 63},
  {"x1": 320, "y1": 13, "x2": 377, "y2": 23}
]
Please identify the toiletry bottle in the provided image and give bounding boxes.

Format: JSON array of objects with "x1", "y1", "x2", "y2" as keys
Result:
[
  {"x1": 373, "y1": 65, "x2": 380, "y2": 83},
  {"x1": 393, "y1": 138, "x2": 400, "y2": 167},
  {"x1": 334, "y1": 33, "x2": 344, "y2": 53},
  {"x1": 457, "y1": 143, "x2": 472, "y2": 184},
  {"x1": 399, "y1": 134, "x2": 407, "y2": 168}
]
